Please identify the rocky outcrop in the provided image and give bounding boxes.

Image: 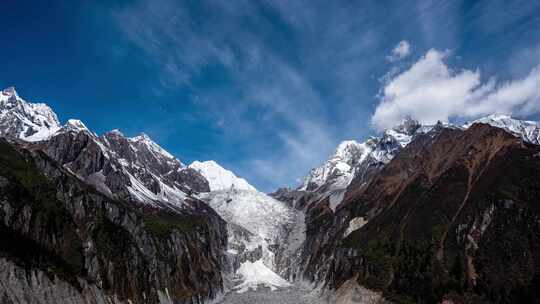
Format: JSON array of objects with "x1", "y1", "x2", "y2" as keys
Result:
[{"x1": 0, "y1": 139, "x2": 228, "y2": 303}]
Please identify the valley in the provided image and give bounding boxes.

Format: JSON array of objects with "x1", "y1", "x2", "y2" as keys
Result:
[{"x1": 1, "y1": 86, "x2": 540, "y2": 304}]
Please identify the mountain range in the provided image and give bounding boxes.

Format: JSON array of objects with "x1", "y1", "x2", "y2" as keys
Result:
[{"x1": 1, "y1": 87, "x2": 540, "y2": 304}]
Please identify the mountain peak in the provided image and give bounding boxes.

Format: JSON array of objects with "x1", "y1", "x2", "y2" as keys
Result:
[
  {"x1": 189, "y1": 160, "x2": 256, "y2": 191},
  {"x1": 135, "y1": 132, "x2": 151, "y2": 140},
  {"x1": 107, "y1": 129, "x2": 124, "y2": 137},
  {"x1": 65, "y1": 119, "x2": 88, "y2": 131},
  {"x1": 467, "y1": 114, "x2": 540, "y2": 144},
  {"x1": 2, "y1": 86, "x2": 18, "y2": 98},
  {"x1": 486, "y1": 113, "x2": 512, "y2": 120},
  {"x1": 334, "y1": 140, "x2": 362, "y2": 159},
  {"x1": 0, "y1": 87, "x2": 60, "y2": 141},
  {"x1": 393, "y1": 115, "x2": 420, "y2": 135}
]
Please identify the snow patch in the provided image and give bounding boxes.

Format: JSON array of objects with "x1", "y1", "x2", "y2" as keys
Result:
[{"x1": 344, "y1": 217, "x2": 368, "y2": 238}]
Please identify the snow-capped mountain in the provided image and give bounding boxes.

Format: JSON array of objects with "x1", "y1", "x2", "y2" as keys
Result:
[
  {"x1": 190, "y1": 158, "x2": 301, "y2": 293},
  {"x1": 299, "y1": 117, "x2": 422, "y2": 193},
  {"x1": 299, "y1": 115, "x2": 540, "y2": 212},
  {"x1": 0, "y1": 87, "x2": 61, "y2": 141},
  {"x1": 0, "y1": 87, "x2": 210, "y2": 211},
  {"x1": 189, "y1": 160, "x2": 256, "y2": 191},
  {"x1": 44, "y1": 123, "x2": 210, "y2": 209}
]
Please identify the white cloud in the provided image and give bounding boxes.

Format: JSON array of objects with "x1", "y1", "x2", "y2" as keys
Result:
[
  {"x1": 372, "y1": 49, "x2": 540, "y2": 130},
  {"x1": 386, "y1": 40, "x2": 411, "y2": 62}
]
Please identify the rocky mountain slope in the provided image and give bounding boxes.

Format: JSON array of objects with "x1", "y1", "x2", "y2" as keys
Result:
[
  {"x1": 295, "y1": 115, "x2": 540, "y2": 214},
  {"x1": 275, "y1": 118, "x2": 540, "y2": 303},
  {"x1": 0, "y1": 138, "x2": 227, "y2": 304},
  {"x1": 0, "y1": 87, "x2": 231, "y2": 303}
]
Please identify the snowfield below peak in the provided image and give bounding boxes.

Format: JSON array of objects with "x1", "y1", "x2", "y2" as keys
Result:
[{"x1": 190, "y1": 160, "x2": 256, "y2": 191}]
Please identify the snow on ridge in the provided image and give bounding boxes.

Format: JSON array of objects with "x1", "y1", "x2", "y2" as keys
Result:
[
  {"x1": 466, "y1": 114, "x2": 540, "y2": 144},
  {"x1": 65, "y1": 119, "x2": 88, "y2": 130},
  {"x1": 129, "y1": 133, "x2": 175, "y2": 160},
  {"x1": 301, "y1": 114, "x2": 540, "y2": 196},
  {"x1": 0, "y1": 86, "x2": 19, "y2": 101},
  {"x1": 0, "y1": 88, "x2": 192, "y2": 210},
  {"x1": 189, "y1": 160, "x2": 256, "y2": 191}
]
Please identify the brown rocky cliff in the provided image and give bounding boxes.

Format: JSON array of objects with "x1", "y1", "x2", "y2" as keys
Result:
[{"x1": 299, "y1": 123, "x2": 540, "y2": 303}]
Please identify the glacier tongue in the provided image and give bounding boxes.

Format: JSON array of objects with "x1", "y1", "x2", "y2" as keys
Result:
[{"x1": 198, "y1": 188, "x2": 299, "y2": 293}]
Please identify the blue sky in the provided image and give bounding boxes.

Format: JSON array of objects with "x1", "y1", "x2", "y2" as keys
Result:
[{"x1": 1, "y1": 0, "x2": 540, "y2": 191}]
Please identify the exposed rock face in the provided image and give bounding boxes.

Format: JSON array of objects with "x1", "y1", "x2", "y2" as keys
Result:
[
  {"x1": 36, "y1": 125, "x2": 210, "y2": 209},
  {"x1": 0, "y1": 139, "x2": 228, "y2": 303},
  {"x1": 292, "y1": 123, "x2": 540, "y2": 303}
]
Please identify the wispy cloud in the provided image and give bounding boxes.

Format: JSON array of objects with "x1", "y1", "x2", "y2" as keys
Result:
[
  {"x1": 111, "y1": 0, "x2": 540, "y2": 191},
  {"x1": 112, "y1": 0, "x2": 343, "y2": 190},
  {"x1": 113, "y1": 0, "x2": 239, "y2": 87}
]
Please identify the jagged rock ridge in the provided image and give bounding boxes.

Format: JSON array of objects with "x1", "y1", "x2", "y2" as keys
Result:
[{"x1": 0, "y1": 87, "x2": 210, "y2": 211}]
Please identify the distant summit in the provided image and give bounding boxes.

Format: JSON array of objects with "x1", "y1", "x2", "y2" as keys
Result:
[{"x1": 189, "y1": 160, "x2": 256, "y2": 191}]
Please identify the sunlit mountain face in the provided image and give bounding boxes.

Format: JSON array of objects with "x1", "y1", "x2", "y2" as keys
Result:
[{"x1": 1, "y1": 1, "x2": 540, "y2": 303}]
